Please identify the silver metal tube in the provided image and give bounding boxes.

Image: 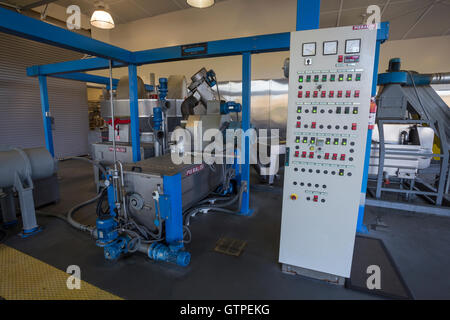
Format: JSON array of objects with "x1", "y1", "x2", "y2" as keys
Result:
[
  {"x1": 108, "y1": 60, "x2": 121, "y2": 209},
  {"x1": 108, "y1": 60, "x2": 117, "y2": 169},
  {"x1": 429, "y1": 73, "x2": 450, "y2": 85}
]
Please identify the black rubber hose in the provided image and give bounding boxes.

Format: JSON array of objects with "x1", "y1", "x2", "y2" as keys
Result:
[{"x1": 96, "y1": 188, "x2": 109, "y2": 217}]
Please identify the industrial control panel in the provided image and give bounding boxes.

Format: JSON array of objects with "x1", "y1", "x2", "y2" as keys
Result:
[{"x1": 279, "y1": 26, "x2": 377, "y2": 278}]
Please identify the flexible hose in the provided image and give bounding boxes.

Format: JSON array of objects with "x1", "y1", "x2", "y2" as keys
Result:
[
  {"x1": 184, "y1": 184, "x2": 246, "y2": 226},
  {"x1": 68, "y1": 157, "x2": 107, "y2": 178},
  {"x1": 66, "y1": 192, "x2": 103, "y2": 236}
]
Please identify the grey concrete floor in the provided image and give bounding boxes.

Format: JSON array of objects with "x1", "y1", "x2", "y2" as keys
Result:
[{"x1": 4, "y1": 160, "x2": 450, "y2": 299}]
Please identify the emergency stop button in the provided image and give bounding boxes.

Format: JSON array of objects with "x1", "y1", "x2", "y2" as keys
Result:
[{"x1": 290, "y1": 194, "x2": 298, "y2": 201}]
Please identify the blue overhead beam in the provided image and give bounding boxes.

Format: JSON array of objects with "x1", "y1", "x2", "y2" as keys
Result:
[
  {"x1": 133, "y1": 32, "x2": 291, "y2": 65},
  {"x1": 25, "y1": 32, "x2": 291, "y2": 76},
  {"x1": 0, "y1": 7, "x2": 133, "y2": 63},
  {"x1": 50, "y1": 72, "x2": 154, "y2": 91},
  {"x1": 27, "y1": 58, "x2": 126, "y2": 77},
  {"x1": 51, "y1": 72, "x2": 119, "y2": 86},
  {"x1": 26, "y1": 21, "x2": 389, "y2": 77}
]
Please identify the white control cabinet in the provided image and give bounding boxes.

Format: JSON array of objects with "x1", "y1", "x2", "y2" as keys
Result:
[{"x1": 279, "y1": 26, "x2": 377, "y2": 278}]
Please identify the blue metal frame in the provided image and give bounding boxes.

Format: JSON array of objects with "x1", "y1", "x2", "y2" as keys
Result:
[
  {"x1": 356, "y1": 22, "x2": 390, "y2": 234},
  {"x1": 128, "y1": 64, "x2": 141, "y2": 162},
  {"x1": 297, "y1": 0, "x2": 321, "y2": 31},
  {"x1": 162, "y1": 173, "x2": 184, "y2": 247},
  {"x1": 239, "y1": 52, "x2": 252, "y2": 215},
  {"x1": 0, "y1": 1, "x2": 389, "y2": 225},
  {"x1": 0, "y1": 7, "x2": 133, "y2": 63},
  {"x1": 38, "y1": 75, "x2": 54, "y2": 157}
]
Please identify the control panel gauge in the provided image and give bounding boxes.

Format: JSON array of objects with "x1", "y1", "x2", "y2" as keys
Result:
[
  {"x1": 323, "y1": 41, "x2": 338, "y2": 55},
  {"x1": 302, "y1": 42, "x2": 316, "y2": 56},
  {"x1": 345, "y1": 39, "x2": 361, "y2": 54}
]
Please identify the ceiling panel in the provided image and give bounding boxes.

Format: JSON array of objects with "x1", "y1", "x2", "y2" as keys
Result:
[{"x1": 2, "y1": 0, "x2": 449, "y2": 40}]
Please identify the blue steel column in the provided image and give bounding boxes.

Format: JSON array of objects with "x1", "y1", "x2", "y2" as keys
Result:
[
  {"x1": 163, "y1": 174, "x2": 184, "y2": 247},
  {"x1": 239, "y1": 52, "x2": 252, "y2": 215},
  {"x1": 356, "y1": 37, "x2": 382, "y2": 234},
  {"x1": 297, "y1": 0, "x2": 321, "y2": 31},
  {"x1": 38, "y1": 75, "x2": 54, "y2": 157},
  {"x1": 128, "y1": 64, "x2": 141, "y2": 162}
]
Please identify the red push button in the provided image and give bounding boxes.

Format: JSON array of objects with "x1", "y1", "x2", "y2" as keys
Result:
[
  {"x1": 332, "y1": 153, "x2": 338, "y2": 160},
  {"x1": 294, "y1": 151, "x2": 299, "y2": 157},
  {"x1": 337, "y1": 91, "x2": 343, "y2": 98},
  {"x1": 305, "y1": 91, "x2": 310, "y2": 98},
  {"x1": 324, "y1": 153, "x2": 330, "y2": 160},
  {"x1": 329, "y1": 91, "x2": 334, "y2": 98},
  {"x1": 313, "y1": 195, "x2": 319, "y2": 202},
  {"x1": 313, "y1": 91, "x2": 318, "y2": 98},
  {"x1": 296, "y1": 121, "x2": 301, "y2": 128},
  {"x1": 354, "y1": 90, "x2": 360, "y2": 98},
  {"x1": 311, "y1": 122, "x2": 317, "y2": 129},
  {"x1": 338, "y1": 55, "x2": 343, "y2": 63},
  {"x1": 309, "y1": 152, "x2": 314, "y2": 159},
  {"x1": 340, "y1": 154, "x2": 346, "y2": 161},
  {"x1": 321, "y1": 91, "x2": 326, "y2": 98},
  {"x1": 301, "y1": 151, "x2": 307, "y2": 158},
  {"x1": 352, "y1": 123, "x2": 357, "y2": 130},
  {"x1": 346, "y1": 90, "x2": 351, "y2": 98},
  {"x1": 298, "y1": 91, "x2": 303, "y2": 98}
]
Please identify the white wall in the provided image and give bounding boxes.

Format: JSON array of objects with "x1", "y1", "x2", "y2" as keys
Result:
[{"x1": 88, "y1": 0, "x2": 450, "y2": 83}]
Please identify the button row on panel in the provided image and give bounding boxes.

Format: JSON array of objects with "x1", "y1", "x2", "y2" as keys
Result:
[
  {"x1": 298, "y1": 73, "x2": 361, "y2": 83},
  {"x1": 297, "y1": 90, "x2": 360, "y2": 98},
  {"x1": 294, "y1": 167, "x2": 352, "y2": 177},
  {"x1": 296, "y1": 106, "x2": 359, "y2": 114},
  {"x1": 295, "y1": 121, "x2": 357, "y2": 130}
]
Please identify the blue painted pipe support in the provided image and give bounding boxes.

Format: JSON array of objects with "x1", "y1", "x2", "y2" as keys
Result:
[
  {"x1": 297, "y1": 0, "x2": 321, "y2": 31},
  {"x1": 38, "y1": 75, "x2": 54, "y2": 157},
  {"x1": 128, "y1": 64, "x2": 141, "y2": 162},
  {"x1": 356, "y1": 23, "x2": 390, "y2": 234},
  {"x1": 238, "y1": 52, "x2": 252, "y2": 216}
]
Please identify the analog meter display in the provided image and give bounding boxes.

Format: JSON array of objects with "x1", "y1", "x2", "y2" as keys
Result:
[
  {"x1": 302, "y1": 42, "x2": 316, "y2": 56},
  {"x1": 323, "y1": 41, "x2": 338, "y2": 55},
  {"x1": 345, "y1": 39, "x2": 361, "y2": 54}
]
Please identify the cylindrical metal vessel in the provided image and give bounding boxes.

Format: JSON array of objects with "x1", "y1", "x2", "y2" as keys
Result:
[{"x1": 0, "y1": 147, "x2": 57, "y2": 188}]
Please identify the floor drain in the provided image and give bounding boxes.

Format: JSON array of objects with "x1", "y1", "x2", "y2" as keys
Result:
[{"x1": 214, "y1": 237, "x2": 247, "y2": 257}]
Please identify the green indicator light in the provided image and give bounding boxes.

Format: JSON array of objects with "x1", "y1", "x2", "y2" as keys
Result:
[
  {"x1": 339, "y1": 172, "x2": 344, "y2": 176},
  {"x1": 312, "y1": 107, "x2": 317, "y2": 114},
  {"x1": 297, "y1": 107, "x2": 302, "y2": 113},
  {"x1": 299, "y1": 76, "x2": 303, "y2": 83},
  {"x1": 296, "y1": 139, "x2": 300, "y2": 143},
  {"x1": 303, "y1": 138, "x2": 308, "y2": 143}
]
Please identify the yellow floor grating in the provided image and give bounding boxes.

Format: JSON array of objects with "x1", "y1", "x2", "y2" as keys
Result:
[{"x1": 0, "y1": 244, "x2": 122, "y2": 300}]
